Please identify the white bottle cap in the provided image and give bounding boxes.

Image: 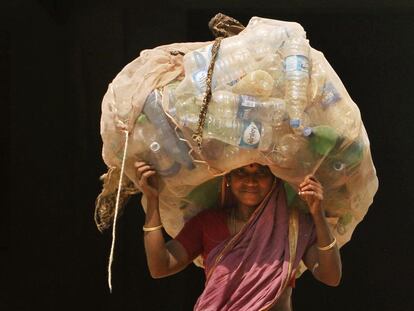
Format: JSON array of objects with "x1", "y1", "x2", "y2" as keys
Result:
[{"x1": 150, "y1": 141, "x2": 161, "y2": 153}]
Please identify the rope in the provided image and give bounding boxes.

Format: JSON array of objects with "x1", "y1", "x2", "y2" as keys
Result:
[
  {"x1": 107, "y1": 130, "x2": 129, "y2": 293},
  {"x1": 192, "y1": 37, "x2": 223, "y2": 150}
]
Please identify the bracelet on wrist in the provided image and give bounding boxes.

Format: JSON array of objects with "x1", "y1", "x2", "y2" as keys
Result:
[
  {"x1": 317, "y1": 236, "x2": 337, "y2": 251},
  {"x1": 143, "y1": 224, "x2": 163, "y2": 232}
]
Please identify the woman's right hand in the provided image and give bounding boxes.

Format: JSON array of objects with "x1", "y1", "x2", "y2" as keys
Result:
[{"x1": 135, "y1": 161, "x2": 159, "y2": 200}]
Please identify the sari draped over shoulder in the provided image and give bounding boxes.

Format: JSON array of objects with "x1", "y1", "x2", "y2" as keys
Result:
[{"x1": 194, "y1": 182, "x2": 315, "y2": 311}]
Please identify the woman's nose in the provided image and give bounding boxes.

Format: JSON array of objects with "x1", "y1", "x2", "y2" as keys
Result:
[{"x1": 243, "y1": 174, "x2": 258, "y2": 185}]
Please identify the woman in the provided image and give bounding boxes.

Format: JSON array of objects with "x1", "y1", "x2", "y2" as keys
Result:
[{"x1": 135, "y1": 161, "x2": 342, "y2": 311}]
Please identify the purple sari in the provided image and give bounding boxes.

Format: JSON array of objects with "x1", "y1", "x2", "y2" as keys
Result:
[{"x1": 194, "y1": 181, "x2": 314, "y2": 311}]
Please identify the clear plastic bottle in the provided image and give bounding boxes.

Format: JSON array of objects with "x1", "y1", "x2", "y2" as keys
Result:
[
  {"x1": 235, "y1": 96, "x2": 287, "y2": 126},
  {"x1": 179, "y1": 37, "x2": 258, "y2": 94},
  {"x1": 253, "y1": 98, "x2": 287, "y2": 126},
  {"x1": 245, "y1": 24, "x2": 286, "y2": 58},
  {"x1": 149, "y1": 141, "x2": 181, "y2": 177},
  {"x1": 232, "y1": 70, "x2": 274, "y2": 97},
  {"x1": 203, "y1": 115, "x2": 272, "y2": 150},
  {"x1": 270, "y1": 133, "x2": 309, "y2": 170},
  {"x1": 143, "y1": 90, "x2": 195, "y2": 170},
  {"x1": 282, "y1": 36, "x2": 310, "y2": 134},
  {"x1": 174, "y1": 96, "x2": 202, "y2": 128},
  {"x1": 180, "y1": 47, "x2": 212, "y2": 95},
  {"x1": 209, "y1": 90, "x2": 240, "y2": 119},
  {"x1": 213, "y1": 47, "x2": 256, "y2": 86},
  {"x1": 131, "y1": 115, "x2": 180, "y2": 177},
  {"x1": 129, "y1": 114, "x2": 156, "y2": 158},
  {"x1": 175, "y1": 91, "x2": 241, "y2": 127}
]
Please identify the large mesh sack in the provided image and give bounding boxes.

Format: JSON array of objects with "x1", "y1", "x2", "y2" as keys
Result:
[{"x1": 97, "y1": 15, "x2": 378, "y2": 271}]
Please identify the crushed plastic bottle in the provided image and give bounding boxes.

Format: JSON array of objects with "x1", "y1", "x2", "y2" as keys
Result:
[
  {"x1": 131, "y1": 114, "x2": 181, "y2": 177},
  {"x1": 149, "y1": 141, "x2": 181, "y2": 177},
  {"x1": 128, "y1": 114, "x2": 156, "y2": 159},
  {"x1": 143, "y1": 90, "x2": 194, "y2": 170}
]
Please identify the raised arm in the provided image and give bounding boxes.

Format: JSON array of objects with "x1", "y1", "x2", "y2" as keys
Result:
[
  {"x1": 299, "y1": 175, "x2": 342, "y2": 287},
  {"x1": 135, "y1": 161, "x2": 194, "y2": 278}
]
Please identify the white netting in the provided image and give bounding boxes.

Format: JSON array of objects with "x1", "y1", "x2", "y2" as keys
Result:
[{"x1": 99, "y1": 16, "x2": 378, "y2": 257}]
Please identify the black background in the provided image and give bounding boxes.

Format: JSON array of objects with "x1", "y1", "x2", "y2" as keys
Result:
[{"x1": 2, "y1": 0, "x2": 414, "y2": 310}]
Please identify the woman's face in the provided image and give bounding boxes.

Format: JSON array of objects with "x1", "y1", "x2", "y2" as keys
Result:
[{"x1": 228, "y1": 163, "x2": 275, "y2": 209}]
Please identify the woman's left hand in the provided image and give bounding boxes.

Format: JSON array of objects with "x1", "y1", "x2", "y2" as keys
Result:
[{"x1": 298, "y1": 175, "x2": 324, "y2": 216}]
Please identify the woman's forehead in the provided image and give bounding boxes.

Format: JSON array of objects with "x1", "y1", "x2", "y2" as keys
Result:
[{"x1": 233, "y1": 163, "x2": 270, "y2": 172}]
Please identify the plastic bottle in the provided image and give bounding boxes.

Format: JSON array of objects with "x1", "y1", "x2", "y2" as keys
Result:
[
  {"x1": 245, "y1": 24, "x2": 286, "y2": 57},
  {"x1": 232, "y1": 70, "x2": 274, "y2": 97},
  {"x1": 269, "y1": 133, "x2": 307, "y2": 169},
  {"x1": 143, "y1": 90, "x2": 195, "y2": 170},
  {"x1": 128, "y1": 114, "x2": 156, "y2": 159},
  {"x1": 149, "y1": 141, "x2": 181, "y2": 177},
  {"x1": 131, "y1": 115, "x2": 181, "y2": 177},
  {"x1": 234, "y1": 95, "x2": 287, "y2": 127},
  {"x1": 282, "y1": 36, "x2": 310, "y2": 134},
  {"x1": 319, "y1": 82, "x2": 359, "y2": 140},
  {"x1": 209, "y1": 90, "x2": 240, "y2": 119},
  {"x1": 203, "y1": 115, "x2": 272, "y2": 150},
  {"x1": 250, "y1": 97, "x2": 287, "y2": 126},
  {"x1": 174, "y1": 90, "x2": 278, "y2": 151},
  {"x1": 180, "y1": 37, "x2": 258, "y2": 93},
  {"x1": 213, "y1": 47, "x2": 256, "y2": 87},
  {"x1": 175, "y1": 91, "x2": 241, "y2": 127},
  {"x1": 174, "y1": 96, "x2": 202, "y2": 128},
  {"x1": 176, "y1": 46, "x2": 212, "y2": 96}
]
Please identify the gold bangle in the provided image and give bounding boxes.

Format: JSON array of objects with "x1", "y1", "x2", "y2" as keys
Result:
[
  {"x1": 143, "y1": 224, "x2": 163, "y2": 232},
  {"x1": 317, "y1": 237, "x2": 337, "y2": 251},
  {"x1": 312, "y1": 262, "x2": 319, "y2": 274}
]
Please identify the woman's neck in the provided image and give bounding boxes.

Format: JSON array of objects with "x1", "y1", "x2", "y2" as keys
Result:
[{"x1": 235, "y1": 204, "x2": 257, "y2": 222}]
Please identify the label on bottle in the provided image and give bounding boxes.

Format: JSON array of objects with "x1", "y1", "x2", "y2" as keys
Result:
[
  {"x1": 321, "y1": 82, "x2": 341, "y2": 108},
  {"x1": 227, "y1": 79, "x2": 239, "y2": 86},
  {"x1": 285, "y1": 55, "x2": 309, "y2": 73},
  {"x1": 237, "y1": 95, "x2": 258, "y2": 120},
  {"x1": 239, "y1": 120, "x2": 262, "y2": 148}
]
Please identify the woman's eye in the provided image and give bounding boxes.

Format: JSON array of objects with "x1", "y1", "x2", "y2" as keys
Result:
[
  {"x1": 234, "y1": 170, "x2": 246, "y2": 176},
  {"x1": 257, "y1": 170, "x2": 268, "y2": 176}
]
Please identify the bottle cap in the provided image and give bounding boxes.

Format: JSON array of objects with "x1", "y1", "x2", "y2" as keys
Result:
[
  {"x1": 289, "y1": 119, "x2": 301, "y2": 128},
  {"x1": 333, "y1": 161, "x2": 345, "y2": 171},
  {"x1": 303, "y1": 127, "x2": 313, "y2": 136},
  {"x1": 150, "y1": 141, "x2": 161, "y2": 153}
]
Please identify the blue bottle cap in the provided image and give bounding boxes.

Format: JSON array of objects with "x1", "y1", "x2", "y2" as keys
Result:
[
  {"x1": 303, "y1": 127, "x2": 313, "y2": 136},
  {"x1": 289, "y1": 119, "x2": 301, "y2": 128}
]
